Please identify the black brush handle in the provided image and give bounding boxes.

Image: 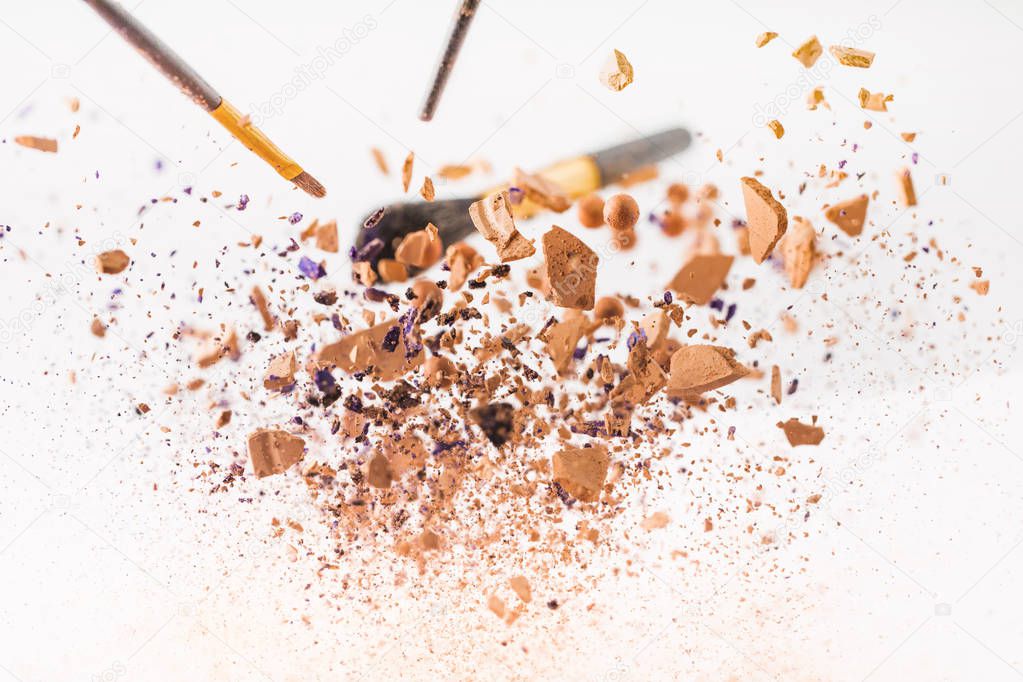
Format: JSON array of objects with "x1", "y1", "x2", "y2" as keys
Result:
[{"x1": 592, "y1": 127, "x2": 692, "y2": 184}]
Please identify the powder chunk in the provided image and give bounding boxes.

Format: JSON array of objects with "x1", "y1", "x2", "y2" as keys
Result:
[
  {"x1": 895, "y1": 167, "x2": 917, "y2": 207},
  {"x1": 779, "y1": 216, "x2": 815, "y2": 289},
  {"x1": 740, "y1": 177, "x2": 788, "y2": 264},
  {"x1": 824, "y1": 194, "x2": 869, "y2": 236},
  {"x1": 317, "y1": 320, "x2": 424, "y2": 381},
  {"x1": 367, "y1": 453, "x2": 394, "y2": 488},
  {"x1": 401, "y1": 151, "x2": 414, "y2": 192},
  {"x1": 96, "y1": 249, "x2": 130, "y2": 274},
  {"x1": 970, "y1": 280, "x2": 990, "y2": 295},
  {"x1": 513, "y1": 168, "x2": 571, "y2": 213},
  {"x1": 540, "y1": 311, "x2": 587, "y2": 373},
  {"x1": 669, "y1": 254, "x2": 733, "y2": 305},
  {"x1": 599, "y1": 49, "x2": 634, "y2": 91},
  {"x1": 248, "y1": 429, "x2": 305, "y2": 478},
  {"x1": 767, "y1": 120, "x2": 784, "y2": 139},
  {"x1": 807, "y1": 86, "x2": 828, "y2": 111},
  {"x1": 14, "y1": 135, "x2": 57, "y2": 153},
  {"x1": 264, "y1": 351, "x2": 297, "y2": 391},
  {"x1": 315, "y1": 220, "x2": 339, "y2": 253},
  {"x1": 829, "y1": 45, "x2": 875, "y2": 68},
  {"x1": 667, "y1": 345, "x2": 749, "y2": 398},
  {"x1": 509, "y1": 576, "x2": 532, "y2": 603},
  {"x1": 395, "y1": 223, "x2": 442, "y2": 268},
  {"x1": 445, "y1": 242, "x2": 483, "y2": 290},
  {"x1": 610, "y1": 341, "x2": 666, "y2": 408},
  {"x1": 471, "y1": 402, "x2": 515, "y2": 447},
  {"x1": 420, "y1": 176, "x2": 435, "y2": 201},
  {"x1": 541, "y1": 226, "x2": 598, "y2": 310},
  {"x1": 755, "y1": 31, "x2": 778, "y2": 47},
  {"x1": 771, "y1": 365, "x2": 782, "y2": 404},
  {"x1": 858, "y1": 88, "x2": 892, "y2": 111},
  {"x1": 251, "y1": 286, "x2": 275, "y2": 331},
  {"x1": 552, "y1": 446, "x2": 609, "y2": 503},
  {"x1": 792, "y1": 36, "x2": 823, "y2": 67},
  {"x1": 778, "y1": 418, "x2": 825, "y2": 446},
  {"x1": 468, "y1": 191, "x2": 536, "y2": 262}
]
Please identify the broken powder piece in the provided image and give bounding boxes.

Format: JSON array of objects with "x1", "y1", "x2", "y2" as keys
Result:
[
  {"x1": 509, "y1": 576, "x2": 532, "y2": 604},
  {"x1": 641, "y1": 511, "x2": 670, "y2": 530},
  {"x1": 513, "y1": 168, "x2": 571, "y2": 213},
  {"x1": 370, "y1": 147, "x2": 388, "y2": 175},
  {"x1": 540, "y1": 312, "x2": 587, "y2": 373},
  {"x1": 367, "y1": 453, "x2": 393, "y2": 488},
  {"x1": 901, "y1": 132, "x2": 917, "y2": 142},
  {"x1": 420, "y1": 176, "x2": 435, "y2": 201},
  {"x1": 748, "y1": 329, "x2": 773, "y2": 349},
  {"x1": 395, "y1": 223, "x2": 443, "y2": 269},
  {"x1": 264, "y1": 351, "x2": 297, "y2": 391},
  {"x1": 90, "y1": 318, "x2": 107, "y2": 338},
  {"x1": 792, "y1": 36, "x2": 823, "y2": 67},
  {"x1": 14, "y1": 135, "x2": 57, "y2": 153},
  {"x1": 740, "y1": 177, "x2": 788, "y2": 264},
  {"x1": 779, "y1": 216, "x2": 815, "y2": 289},
  {"x1": 829, "y1": 45, "x2": 875, "y2": 68},
  {"x1": 667, "y1": 345, "x2": 749, "y2": 398},
  {"x1": 970, "y1": 280, "x2": 990, "y2": 295},
  {"x1": 858, "y1": 88, "x2": 892, "y2": 111},
  {"x1": 542, "y1": 226, "x2": 599, "y2": 310},
  {"x1": 352, "y1": 261, "x2": 377, "y2": 287},
  {"x1": 767, "y1": 119, "x2": 785, "y2": 139},
  {"x1": 438, "y1": 164, "x2": 472, "y2": 180},
  {"x1": 824, "y1": 194, "x2": 869, "y2": 236},
  {"x1": 640, "y1": 309, "x2": 669, "y2": 349},
  {"x1": 895, "y1": 167, "x2": 917, "y2": 207},
  {"x1": 468, "y1": 191, "x2": 536, "y2": 262},
  {"x1": 778, "y1": 418, "x2": 825, "y2": 446},
  {"x1": 471, "y1": 402, "x2": 516, "y2": 447},
  {"x1": 315, "y1": 220, "x2": 338, "y2": 253},
  {"x1": 445, "y1": 241, "x2": 483, "y2": 290},
  {"x1": 96, "y1": 249, "x2": 130, "y2": 274},
  {"x1": 196, "y1": 328, "x2": 240, "y2": 368},
  {"x1": 317, "y1": 319, "x2": 423, "y2": 381},
  {"x1": 401, "y1": 151, "x2": 414, "y2": 192},
  {"x1": 771, "y1": 365, "x2": 782, "y2": 404},
  {"x1": 807, "y1": 86, "x2": 829, "y2": 111},
  {"x1": 552, "y1": 446, "x2": 609, "y2": 503},
  {"x1": 487, "y1": 595, "x2": 506, "y2": 619},
  {"x1": 599, "y1": 49, "x2": 634, "y2": 91},
  {"x1": 248, "y1": 429, "x2": 305, "y2": 478},
  {"x1": 755, "y1": 31, "x2": 778, "y2": 47},
  {"x1": 610, "y1": 341, "x2": 666, "y2": 408}
]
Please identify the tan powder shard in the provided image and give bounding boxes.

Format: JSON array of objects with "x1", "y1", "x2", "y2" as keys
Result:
[
  {"x1": 509, "y1": 576, "x2": 532, "y2": 604},
  {"x1": 858, "y1": 88, "x2": 892, "y2": 111},
  {"x1": 513, "y1": 168, "x2": 571, "y2": 213},
  {"x1": 370, "y1": 147, "x2": 388, "y2": 175},
  {"x1": 15, "y1": 135, "x2": 57, "y2": 153},
  {"x1": 367, "y1": 453, "x2": 394, "y2": 489},
  {"x1": 468, "y1": 191, "x2": 536, "y2": 262},
  {"x1": 438, "y1": 164, "x2": 472, "y2": 180},
  {"x1": 541, "y1": 312, "x2": 588, "y2": 373},
  {"x1": 315, "y1": 220, "x2": 339, "y2": 253},
  {"x1": 779, "y1": 216, "x2": 816, "y2": 289},
  {"x1": 792, "y1": 36, "x2": 823, "y2": 67},
  {"x1": 248, "y1": 429, "x2": 305, "y2": 478},
  {"x1": 767, "y1": 119, "x2": 785, "y2": 139},
  {"x1": 778, "y1": 418, "x2": 825, "y2": 446},
  {"x1": 401, "y1": 151, "x2": 414, "y2": 192},
  {"x1": 641, "y1": 512, "x2": 670, "y2": 530},
  {"x1": 740, "y1": 177, "x2": 788, "y2": 264},
  {"x1": 829, "y1": 45, "x2": 875, "y2": 68},
  {"x1": 895, "y1": 167, "x2": 917, "y2": 207},
  {"x1": 90, "y1": 318, "x2": 106, "y2": 337},
  {"x1": 667, "y1": 345, "x2": 749, "y2": 398},
  {"x1": 542, "y1": 226, "x2": 599, "y2": 310},
  {"x1": 445, "y1": 242, "x2": 483, "y2": 291},
  {"x1": 771, "y1": 365, "x2": 782, "y2": 404},
  {"x1": 970, "y1": 280, "x2": 990, "y2": 295},
  {"x1": 317, "y1": 320, "x2": 424, "y2": 381},
  {"x1": 610, "y1": 341, "x2": 666, "y2": 408},
  {"x1": 901, "y1": 132, "x2": 917, "y2": 142},
  {"x1": 395, "y1": 223, "x2": 443, "y2": 268},
  {"x1": 824, "y1": 194, "x2": 869, "y2": 236},
  {"x1": 668, "y1": 254, "x2": 733, "y2": 305},
  {"x1": 264, "y1": 351, "x2": 297, "y2": 391},
  {"x1": 420, "y1": 176, "x2": 435, "y2": 201},
  {"x1": 96, "y1": 249, "x2": 130, "y2": 274},
  {"x1": 600, "y1": 49, "x2": 634, "y2": 91},
  {"x1": 755, "y1": 31, "x2": 778, "y2": 47},
  {"x1": 807, "y1": 86, "x2": 829, "y2": 111},
  {"x1": 552, "y1": 446, "x2": 610, "y2": 503}
]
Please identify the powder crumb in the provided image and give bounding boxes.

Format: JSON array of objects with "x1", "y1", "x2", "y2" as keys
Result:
[{"x1": 600, "y1": 49, "x2": 634, "y2": 91}]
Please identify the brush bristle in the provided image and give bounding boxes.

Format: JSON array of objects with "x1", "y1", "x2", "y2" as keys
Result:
[{"x1": 293, "y1": 171, "x2": 326, "y2": 198}]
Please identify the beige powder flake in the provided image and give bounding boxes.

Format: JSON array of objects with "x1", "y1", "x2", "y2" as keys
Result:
[
  {"x1": 317, "y1": 319, "x2": 424, "y2": 382},
  {"x1": 779, "y1": 216, "x2": 816, "y2": 289},
  {"x1": 401, "y1": 151, "x2": 414, "y2": 192},
  {"x1": 395, "y1": 223, "x2": 443, "y2": 269},
  {"x1": 370, "y1": 147, "x2": 389, "y2": 175},
  {"x1": 14, "y1": 135, "x2": 58, "y2": 153},
  {"x1": 542, "y1": 226, "x2": 599, "y2": 310},
  {"x1": 445, "y1": 242, "x2": 483, "y2": 291},
  {"x1": 264, "y1": 352, "x2": 297, "y2": 391},
  {"x1": 600, "y1": 49, "x2": 634, "y2": 91},
  {"x1": 509, "y1": 576, "x2": 532, "y2": 604},
  {"x1": 858, "y1": 88, "x2": 893, "y2": 112},
  {"x1": 829, "y1": 45, "x2": 875, "y2": 68},
  {"x1": 792, "y1": 36, "x2": 823, "y2": 67},
  {"x1": 767, "y1": 120, "x2": 785, "y2": 139},
  {"x1": 778, "y1": 418, "x2": 825, "y2": 446},
  {"x1": 96, "y1": 249, "x2": 130, "y2": 274},
  {"x1": 248, "y1": 429, "x2": 306, "y2": 478},
  {"x1": 420, "y1": 176, "x2": 435, "y2": 202},
  {"x1": 807, "y1": 86, "x2": 828, "y2": 111},
  {"x1": 552, "y1": 446, "x2": 610, "y2": 503},
  {"x1": 895, "y1": 167, "x2": 917, "y2": 207},
  {"x1": 667, "y1": 345, "x2": 749, "y2": 398},
  {"x1": 755, "y1": 31, "x2": 778, "y2": 48},
  {"x1": 315, "y1": 220, "x2": 339, "y2": 253},
  {"x1": 468, "y1": 191, "x2": 536, "y2": 262},
  {"x1": 740, "y1": 177, "x2": 788, "y2": 264},
  {"x1": 824, "y1": 194, "x2": 869, "y2": 236},
  {"x1": 668, "y1": 254, "x2": 733, "y2": 305},
  {"x1": 771, "y1": 365, "x2": 782, "y2": 405}
]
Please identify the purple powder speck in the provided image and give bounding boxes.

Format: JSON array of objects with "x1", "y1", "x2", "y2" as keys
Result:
[
  {"x1": 237, "y1": 194, "x2": 250, "y2": 211},
  {"x1": 838, "y1": 160, "x2": 847, "y2": 169},
  {"x1": 289, "y1": 212, "x2": 303, "y2": 225},
  {"x1": 298, "y1": 256, "x2": 325, "y2": 280}
]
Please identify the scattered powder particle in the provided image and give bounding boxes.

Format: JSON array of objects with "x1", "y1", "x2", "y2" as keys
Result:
[
  {"x1": 829, "y1": 45, "x2": 875, "y2": 68},
  {"x1": 740, "y1": 177, "x2": 788, "y2": 264},
  {"x1": 755, "y1": 31, "x2": 778, "y2": 47},
  {"x1": 667, "y1": 345, "x2": 749, "y2": 398},
  {"x1": 542, "y1": 226, "x2": 598, "y2": 310},
  {"x1": 469, "y1": 191, "x2": 536, "y2": 262},
  {"x1": 668, "y1": 254, "x2": 733, "y2": 305},
  {"x1": 370, "y1": 147, "x2": 389, "y2": 175},
  {"x1": 641, "y1": 511, "x2": 671, "y2": 530},
  {"x1": 378, "y1": 258, "x2": 409, "y2": 283},
  {"x1": 778, "y1": 418, "x2": 825, "y2": 446},
  {"x1": 895, "y1": 167, "x2": 917, "y2": 207},
  {"x1": 315, "y1": 220, "x2": 339, "y2": 253},
  {"x1": 420, "y1": 176, "x2": 435, "y2": 201},
  {"x1": 771, "y1": 365, "x2": 782, "y2": 404},
  {"x1": 247, "y1": 429, "x2": 305, "y2": 478},
  {"x1": 264, "y1": 351, "x2": 297, "y2": 391},
  {"x1": 767, "y1": 119, "x2": 785, "y2": 139},
  {"x1": 14, "y1": 135, "x2": 57, "y2": 153},
  {"x1": 395, "y1": 223, "x2": 443, "y2": 268},
  {"x1": 970, "y1": 280, "x2": 990, "y2": 295},
  {"x1": 901, "y1": 132, "x2": 917, "y2": 142},
  {"x1": 445, "y1": 242, "x2": 483, "y2": 290},
  {"x1": 96, "y1": 249, "x2": 130, "y2": 274},
  {"x1": 317, "y1": 320, "x2": 423, "y2": 382},
  {"x1": 600, "y1": 49, "x2": 634, "y2": 91},
  {"x1": 792, "y1": 36, "x2": 823, "y2": 67},
  {"x1": 90, "y1": 318, "x2": 107, "y2": 337},
  {"x1": 779, "y1": 216, "x2": 816, "y2": 289},
  {"x1": 401, "y1": 151, "x2": 414, "y2": 192},
  {"x1": 509, "y1": 576, "x2": 532, "y2": 604},
  {"x1": 552, "y1": 446, "x2": 610, "y2": 503},
  {"x1": 807, "y1": 86, "x2": 828, "y2": 111},
  {"x1": 858, "y1": 88, "x2": 893, "y2": 112},
  {"x1": 824, "y1": 194, "x2": 869, "y2": 236}
]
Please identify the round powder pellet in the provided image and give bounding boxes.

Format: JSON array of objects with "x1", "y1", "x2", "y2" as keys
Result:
[
  {"x1": 666, "y1": 183, "x2": 689, "y2": 205},
  {"x1": 603, "y1": 193, "x2": 640, "y2": 231},
  {"x1": 594, "y1": 296, "x2": 624, "y2": 320},
  {"x1": 660, "y1": 211, "x2": 686, "y2": 237},
  {"x1": 577, "y1": 194, "x2": 605, "y2": 228}
]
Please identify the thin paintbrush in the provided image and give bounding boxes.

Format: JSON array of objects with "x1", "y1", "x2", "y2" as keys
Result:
[
  {"x1": 355, "y1": 127, "x2": 692, "y2": 266},
  {"x1": 82, "y1": 0, "x2": 326, "y2": 198},
  {"x1": 419, "y1": 0, "x2": 481, "y2": 122}
]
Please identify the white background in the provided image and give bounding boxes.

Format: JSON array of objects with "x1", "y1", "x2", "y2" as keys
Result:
[{"x1": 1, "y1": 0, "x2": 1022, "y2": 680}]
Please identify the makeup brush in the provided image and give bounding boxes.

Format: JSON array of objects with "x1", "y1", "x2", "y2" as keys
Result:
[
  {"x1": 82, "y1": 0, "x2": 325, "y2": 198},
  {"x1": 419, "y1": 0, "x2": 482, "y2": 122},
  {"x1": 355, "y1": 126, "x2": 692, "y2": 263}
]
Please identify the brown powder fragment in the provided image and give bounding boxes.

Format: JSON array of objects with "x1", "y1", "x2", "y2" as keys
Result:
[
  {"x1": 367, "y1": 453, "x2": 394, "y2": 489},
  {"x1": 610, "y1": 342, "x2": 666, "y2": 408},
  {"x1": 895, "y1": 167, "x2": 917, "y2": 207},
  {"x1": 395, "y1": 223, "x2": 442, "y2": 269},
  {"x1": 468, "y1": 191, "x2": 536, "y2": 262},
  {"x1": 315, "y1": 220, "x2": 339, "y2": 253},
  {"x1": 90, "y1": 318, "x2": 107, "y2": 337},
  {"x1": 487, "y1": 595, "x2": 506, "y2": 619},
  {"x1": 771, "y1": 365, "x2": 782, "y2": 404},
  {"x1": 767, "y1": 120, "x2": 784, "y2": 139},
  {"x1": 317, "y1": 320, "x2": 423, "y2": 381},
  {"x1": 96, "y1": 249, "x2": 130, "y2": 274},
  {"x1": 970, "y1": 280, "x2": 990, "y2": 295},
  {"x1": 755, "y1": 31, "x2": 778, "y2": 47},
  {"x1": 264, "y1": 351, "x2": 297, "y2": 391},
  {"x1": 378, "y1": 259, "x2": 408, "y2": 282},
  {"x1": 669, "y1": 254, "x2": 733, "y2": 305},
  {"x1": 353, "y1": 261, "x2": 378, "y2": 287},
  {"x1": 401, "y1": 151, "x2": 414, "y2": 192},
  {"x1": 540, "y1": 312, "x2": 587, "y2": 373},
  {"x1": 858, "y1": 88, "x2": 892, "y2": 111},
  {"x1": 778, "y1": 418, "x2": 825, "y2": 446},
  {"x1": 370, "y1": 147, "x2": 388, "y2": 175},
  {"x1": 509, "y1": 576, "x2": 532, "y2": 604},
  {"x1": 445, "y1": 242, "x2": 483, "y2": 290},
  {"x1": 748, "y1": 329, "x2": 773, "y2": 349},
  {"x1": 599, "y1": 49, "x2": 634, "y2": 91},
  {"x1": 542, "y1": 226, "x2": 598, "y2": 310},
  {"x1": 420, "y1": 177, "x2": 435, "y2": 202},
  {"x1": 901, "y1": 132, "x2": 917, "y2": 142},
  {"x1": 667, "y1": 345, "x2": 749, "y2": 398},
  {"x1": 779, "y1": 216, "x2": 815, "y2": 289},
  {"x1": 215, "y1": 410, "x2": 231, "y2": 429},
  {"x1": 14, "y1": 135, "x2": 57, "y2": 153},
  {"x1": 824, "y1": 194, "x2": 869, "y2": 236},
  {"x1": 248, "y1": 429, "x2": 305, "y2": 478},
  {"x1": 740, "y1": 177, "x2": 788, "y2": 264},
  {"x1": 807, "y1": 86, "x2": 829, "y2": 111},
  {"x1": 438, "y1": 164, "x2": 472, "y2": 180},
  {"x1": 792, "y1": 36, "x2": 823, "y2": 67},
  {"x1": 513, "y1": 168, "x2": 571, "y2": 212},
  {"x1": 829, "y1": 45, "x2": 875, "y2": 68},
  {"x1": 552, "y1": 446, "x2": 610, "y2": 503}
]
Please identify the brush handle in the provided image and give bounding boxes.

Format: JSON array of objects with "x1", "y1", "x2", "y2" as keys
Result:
[
  {"x1": 592, "y1": 127, "x2": 692, "y2": 184},
  {"x1": 83, "y1": 0, "x2": 222, "y2": 110}
]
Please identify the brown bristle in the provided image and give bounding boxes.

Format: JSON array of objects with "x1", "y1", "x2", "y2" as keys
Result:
[{"x1": 293, "y1": 171, "x2": 326, "y2": 198}]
